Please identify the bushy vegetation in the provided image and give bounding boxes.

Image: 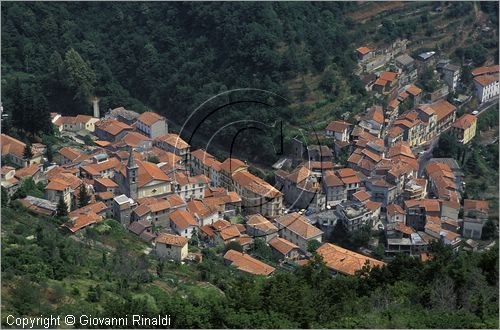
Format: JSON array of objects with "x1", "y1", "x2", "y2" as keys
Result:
[
  {"x1": 1, "y1": 2, "x2": 365, "y2": 164},
  {"x1": 2, "y1": 204, "x2": 498, "y2": 328}
]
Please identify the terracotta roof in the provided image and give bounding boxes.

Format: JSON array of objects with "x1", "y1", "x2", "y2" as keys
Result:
[
  {"x1": 137, "y1": 111, "x2": 165, "y2": 126},
  {"x1": 316, "y1": 243, "x2": 385, "y2": 276},
  {"x1": 430, "y1": 100, "x2": 456, "y2": 122},
  {"x1": 232, "y1": 170, "x2": 282, "y2": 198},
  {"x1": 471, "y1": 65, "x2": 499, "y2": 76},
  {"x1": 452, "y1": 114, "x2": 477, "y2": 130},
  {"x1": 246, "y1": 214, "x2": 278, "y2": 233},
  {"x1": 356, "y1": 47, "x2": 372, "y2": 55},
  {"x1": 170, "y1": 209, "x2": 198, "y2": 230},
  {"x1": 418, "y1": 104, "x2": 436, "y2": 117},
  {"x1": 14, "y1": 164, "x2": 41, "y2": 179},
  {"x1": 155, "y1": 133, "x2": 189, "y2": 149},
  {"x1": 156, "y1": 233, "x2": 188, "y2": 247},
  {"x1": 191, "y1": 149, "x2": 222, "y2": 169},
  {"x1": 70, "y1": 201, "x2": 108, "y2": 217},
  {"x1": 122, "y1": 131, "x2": 151, "y2": 147},
  {"x1": 59, "y1": 147, "x2": 82, "y2": 161},
  {"x1": 386, "y1": 203, "x2": 405, "y2": 215},
  {"x1": 187, "y1": 199, "x2": 218, "y2": 219},
  {"x1": 364, "y1": 200, "x2": 382, "y2": 212},
  {"x1": 94, "y1": 177, "x2": 119, "y2": 188},
  {"x1": 94, "y1": 140, "x2": 111, "y2": 148},
  {"x1": 173, "y1": 172, "x2": 210, "y2": 186},
  {"x1": 473, "y1": 74, "x2": 499, "y2": 87},
  {"x1": 388, "y1": 99, "x2": 400, "y2": 109},
  {"x1": 1, "y1": 134, "x2": 29, "y2": 159},
  {"x1": 165, "y1": 194, "x2": 186, "y2": 208},
  {"x1": 387, "y1": 126, "x2": 404, "y2": 138},
  {"x1": 323, "y1": 172, "x2": 344, "y2": 187},
  {"x1": 406, "y1": 85, "x2": 422, "y2": 96},
  {"x1": 395, "y1": 222, "x2": 414, "y2": 235},
  {"x1": 75, "y1": 114, "x2": 93, "y2": 123},
  {"x1": 379, "y1": 71, "x2": 398, "y2": 82},
  {"x1": 95, "y1": 119, "x2": 132, "y2": 136},
  {"x1": 464, "y1": 199, "x2": 489, "y2": 213},
  {"x1": 120, "y1": 159, "x2": 171, "y2": 188},
  {"x1": 224, "y1": 250, "x2": 275, "y2": 275},
  {"x1": 269, "y1": 236, "x2": 298, "y2": 255},
  {"x1": 219, "y1": 224, "x2": 241, "y2": 241},
  {"x1": 365, "y1": 105, "x2": 384, "y2": 124},
  {"x1": 149, "y1": 199, "x2": 171, "y2": 213},
  {"x1": 275, "y1": 213, "x2": 323, "y2": 239},
  {"x1": 387, "y1": 141, "x2": 414, "y2": 159},
  {"x1": 64, "y1": 212, "x2": 102, "y2": 233},
  {"x1": 373, "y1": 78, "x2": 388, "y2": 86},
  {"x1": 220, "y1": 158, "x2": 247, "y2": 174},
  {"x1": 326, "y1": 120, "x2": 350, "y2": 133},
  {"x1": 353, "y1": 190, "x2": 371, "y2": 202}
]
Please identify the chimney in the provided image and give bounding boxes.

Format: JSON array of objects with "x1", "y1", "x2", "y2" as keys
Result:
[{"x1": 92, "y1": 97, "x2": 100, "y2": 118}]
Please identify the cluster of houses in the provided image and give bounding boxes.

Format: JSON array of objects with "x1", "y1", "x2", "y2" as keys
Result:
[
  {"x1": 1, "y1": 39, "x2": 496, "y2": 278},
  {"x1": 357, "y1": 40, "x2": 498, "y2": 106},
  {"x1": 4, "y1": 105, "x2": 374, "y2": 277}
]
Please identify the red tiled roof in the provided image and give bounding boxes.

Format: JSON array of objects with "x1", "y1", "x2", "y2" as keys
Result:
[
  {"x1": 471, "y1": 65, "x2": 499, "y2": 76},
  {"x1": 356, "y1": 46, "x2": 372, "y2": 55},
  {"x1": 224, "y1": 250, "x2": 275, "y2": 275},
  {"x1": 269, "y1": 236, "x2": 298, "y2": 255},
  {"x1": 406, "y1": 85, "x2": 422, "y2": 96},
  {"x1": 473, "y1": 74, "x2": 499, "y2": 87},
  {"x1": 317, "y1": 243, "x2": 385, "y2": 276},
  {"x1": 452, "y1": 114, "x2": 477, "y2": 130},
  {"x1": 326, "y1": 120, "x2": 351, "y2": 133},
  {"x1": 275, "y1": 213, "x2": 323, "y2": 239},
  {"x1": 156, "y1": 233, "x2": 187, "y2": 247},
  {"x1": 430, "y1": 100, "x2": 457, "y2": 122},
  {"x1": 170, "y1": 209, "x2": 198, "y2": 230},
  {"x1": 137, "y1": 111, "x2": 165, "y2": 126}
]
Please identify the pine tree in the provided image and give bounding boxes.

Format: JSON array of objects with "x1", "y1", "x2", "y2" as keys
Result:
[
  {"x1": 23, "y1": 142, "x2": 33, "y2": 160},
  {"x1": 57, "y1": 196, "x2": 68, "y2": 217},
  {"x1": 78, "y1": 184, "x2": 91, "y2": 208}
]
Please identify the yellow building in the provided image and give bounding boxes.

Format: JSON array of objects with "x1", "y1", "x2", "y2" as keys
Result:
[{"x1": 451, "y1": 114, "x2": 477, "y2": 144}]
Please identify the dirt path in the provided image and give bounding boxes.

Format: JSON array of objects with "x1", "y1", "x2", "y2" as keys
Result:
[{"x1": 348, "y1": 2, "x2": 407, "y2": 22}]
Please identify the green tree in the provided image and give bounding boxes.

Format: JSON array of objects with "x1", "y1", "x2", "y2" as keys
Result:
[
  {"x1": 225, "y1": 241, "x2": 243, "y2": 253},
  {"x1": 57, "y1": 196, "x2": 68, "y2": 217},
  {"x1": 307, "y1": 239, "x2": 322, "y2": 253},
  {"x1": 64, "y1": 48, "x2": 96, "y2": 102},
  {"x1": 252, "y1": 238, "x2": 273, "y2": 260},
  {"x1": 23, "y1": 141, "x2": 33, "y2": 160},
  {"x1": 78, "y1": 184, "x2": 91, "y2": 208},
  {"x1": 1, "y1": 186, "x2": 9, "y2": 207},
  {"x1": 481, "y1": 219, "x2": 498, "y2": 240}
]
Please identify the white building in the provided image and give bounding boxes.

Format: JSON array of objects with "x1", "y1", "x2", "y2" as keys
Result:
[{"x1": 473, "y1": 75, "x2": 499, "y2": 103}]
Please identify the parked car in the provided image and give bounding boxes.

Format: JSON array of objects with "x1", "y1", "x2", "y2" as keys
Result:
[{"x1": 472, "y1": 110, "x2": 479, "y2": 115}]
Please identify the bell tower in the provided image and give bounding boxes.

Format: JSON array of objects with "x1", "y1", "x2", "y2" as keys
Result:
[{"x1": 126, "y1": 148, "x2": 139, "y2": 200}]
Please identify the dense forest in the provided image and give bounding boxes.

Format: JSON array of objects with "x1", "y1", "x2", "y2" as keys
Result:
[
  {"x1": 1, "y1": 2, "x2": 364, "y2": 163},
  {"x1": 1, "y1": 203, "x2": 499, "y2": 328}
]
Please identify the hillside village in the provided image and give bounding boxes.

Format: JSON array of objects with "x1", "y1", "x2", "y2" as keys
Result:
[{"x1": 1, "y1": 39, "x2": 498, "y2": 278}]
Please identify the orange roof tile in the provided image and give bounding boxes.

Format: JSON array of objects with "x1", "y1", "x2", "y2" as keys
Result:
[
  {"x1": 326, "y1": 120, "x2": 351, "y2": 133},
  {"x1": 155, "y1": 133, "x2": 190, "y2": 150},
  {"x1": 247, "y1": 214, "x2": 278, "y2": 233},
  {"x1": 356, "y1": 46, "x2": 372, "y2": 55},
  {"x1": 317, "y1": 243, "x2": 385, "y2": 276},
  {"x1": 430, "y1": 100, "x2": 457, "y2": 122},
  {"x1": 269, "y1": 236, "x2": 298, "y2": 255},
  {"x1": 275, "y1": 213, "x2": 323, "y2": 239},
  {"x1": 386, "y1": 204, "x2": 405, "y2": 215},
  {"x1": 137, "y1": 111, "x2": 165, "y2": 126},
  {"x1": 406, "y1": 85, "x2": 422, "y2": 96},
  {"x1": 232, "y1": 170, "x2": 282, "y2": 198},
  {"x1": 170, "y1": 209, "x2": 198, "y2": 230},
  {"x1": 224, "y1": 250, "x2": 275, "y2": 275},
  {"x1": 156, "y1": 233, "x2": 187, "y2": 247},
  {"x1": 452, "y1": 114, "x2": 477, "y2": 130}
]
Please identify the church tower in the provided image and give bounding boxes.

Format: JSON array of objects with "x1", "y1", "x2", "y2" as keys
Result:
[{"x1": 126, "y1": 148, "x2": 139, "y2": 200}]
